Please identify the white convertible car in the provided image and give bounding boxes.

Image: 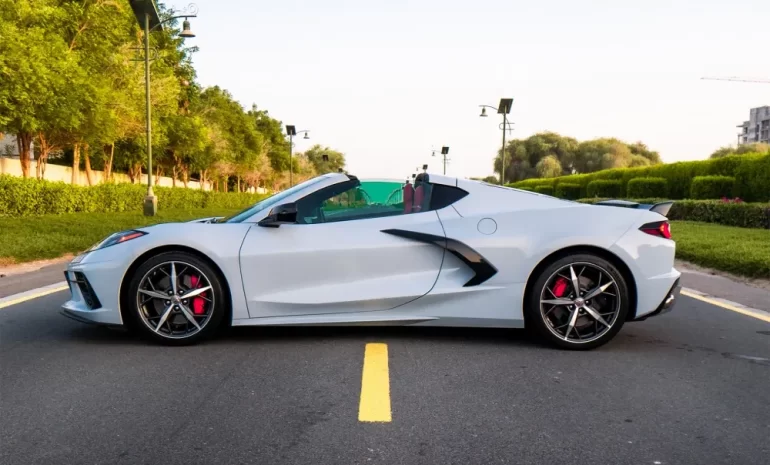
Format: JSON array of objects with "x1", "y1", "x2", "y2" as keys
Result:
[{"x1": 62, "y1": 172, "x2": 681, "y2": 349}]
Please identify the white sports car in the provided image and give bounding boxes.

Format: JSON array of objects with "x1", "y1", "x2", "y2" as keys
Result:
[{"x1": 61, "y1": 172, "x2": 681, "y2": 349}]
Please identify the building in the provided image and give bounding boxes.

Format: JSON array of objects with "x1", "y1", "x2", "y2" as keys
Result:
[{"x1": 737, "y1": 106, "x2": 770, "y2": 145}]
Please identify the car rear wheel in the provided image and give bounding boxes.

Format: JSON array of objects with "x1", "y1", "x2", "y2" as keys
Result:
[
  {"x1": 125, "y1": 251, "x2": 226, "y2": 345},
  {"x1": 526, "y1": 253, "x2": 629, "y2": 350}
]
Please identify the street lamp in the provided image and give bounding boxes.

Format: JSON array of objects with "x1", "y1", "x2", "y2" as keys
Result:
[
  {"x1": 431, "y1": 146, "x2": 450, "y2": 174},
  {"x1": 129, "y1": 1, "x2": 198, "y2": 216},
  {"x1": 285, "y1": 125, "x2": 310, "y2": 187},
  {"x1": 479, "y1": 98, "x2": 514, "y2": 185}
]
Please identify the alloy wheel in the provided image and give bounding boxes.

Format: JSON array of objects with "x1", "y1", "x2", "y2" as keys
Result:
[
  {"x1": 539, "y1": 262, "x2": 621, "y2": 344},
  {"x1": 136, "y1": 261, "x2": 215, "y2": 339}
]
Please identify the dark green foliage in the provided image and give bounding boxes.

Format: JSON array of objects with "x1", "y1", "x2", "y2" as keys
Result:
[
  {"x1": 690, "y1": 176, "x2": 735, "y2": 199},
  {"x1": 0, "y1": 175, "x2": 265, "y2": 217},
  {"x1": 586, "y1": 180, "x2": 622, "y2": 198},
  {"x1": 627, "y1": 178, "x2": 667, "y2": 198},
  {"x1": 534, "y1": 185, "x2": 554, "y2": 196},
  {"x1": 554, "y1": 183, "x2": 581, "y2": 200},
  {"x1": 512, "y1": 153, "x2": 770, "y2": 202}
]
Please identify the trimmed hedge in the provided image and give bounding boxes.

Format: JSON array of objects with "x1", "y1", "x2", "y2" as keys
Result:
[
  {"x1": 627, "y1": 177, "x2": 667, "y2": 198},
  {"x1": 555, "y1": 183, "x2": 581, "y2": 200},
  {"x1": 534, "y1": 185, "x2": 554, "y2": 196},
  {"x1": 577, "y1": 197, "x2": 770, "y2": 229},
  {"x1": 586, "y1": 180, "x2": 622, "y2": 198},
  {"x1": 0, "y1": 175, "x2": 266, "y2": 217},
  {"x1": 511, "y1": 153, "x2": 770, "y2": 202},
  {"x1": 690, "y1": 175, "x2": 734, "y2": 199}
]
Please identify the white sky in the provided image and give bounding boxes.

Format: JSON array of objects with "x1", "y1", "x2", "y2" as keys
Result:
[{"x1": 187, "y1": 0, "x2": 770, "y2": 180}]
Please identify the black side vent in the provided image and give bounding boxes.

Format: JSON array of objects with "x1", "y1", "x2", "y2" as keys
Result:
[{"x1": 73, "y1": 272, "x2": 102, "y2": 310}]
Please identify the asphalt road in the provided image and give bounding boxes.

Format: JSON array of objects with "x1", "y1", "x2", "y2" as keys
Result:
[{"x1": 1, "y1": 292, "x2": 769, "y2": 465}]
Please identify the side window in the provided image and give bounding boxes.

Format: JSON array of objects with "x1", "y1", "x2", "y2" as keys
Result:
[{"x1": 295, "y1": 180, "x2": 467, "y2": 224}]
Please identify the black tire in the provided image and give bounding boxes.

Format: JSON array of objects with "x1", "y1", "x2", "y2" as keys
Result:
[
  {"x1": 526, "y1": 253, "x2": 629, "y2": 350},
  {"x1": 124, "y1": 251, "x2": 226, "y2": 346}
]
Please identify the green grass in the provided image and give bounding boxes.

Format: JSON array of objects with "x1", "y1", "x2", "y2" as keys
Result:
[
  {"x1": 0, "y1": 208, "x2": 241, "y2": 265},
  {"x1": 673, "y1": 221, "x2": 770, "y2": 279}
]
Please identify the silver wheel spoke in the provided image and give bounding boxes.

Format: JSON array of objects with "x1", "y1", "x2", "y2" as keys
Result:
[
  {"x1": 139, "y1": 289, "x2": 170, "y2": 300},
  {"x1": 178, "y1": 304, "x2": 202, "y2": 330},
  {"x1": 583, "y1": 282, "x2": 614, "y2": 300},
  {"x1": 170, "y1": 262, "x2": 178, "y2": 294},
  {"x1": 569, "y1": 265, "x2": 582, "y2": 296},
  {"x1": 564, "y1": 308, "x2": 580, "y2": 340},
  {"x1": 154, "y1": 305, "x2": 174, "y2": 333},
  {"x1": 181, "y1": 286, "x2": 212, "y2": 299},
  {"x1": 583, "y1": 305, "x2": 611, "y2": 328},
  {"x1": 541, "y1": 298, "x2": 573, "y2": 306}
]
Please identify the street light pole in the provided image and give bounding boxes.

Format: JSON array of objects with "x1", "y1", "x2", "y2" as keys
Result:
[
  {"x1": 130, "y1": 1, "x2": 198, "y2": 216},
  {"x1": 479, "y1": 98, "x2": 514, "y2": 185},
  {"x1": 143, "y1": 12, "x2": 155, "y2": 216},
  {"x1": 285, "y1": 125, "x2": 310, "y2": 187}
]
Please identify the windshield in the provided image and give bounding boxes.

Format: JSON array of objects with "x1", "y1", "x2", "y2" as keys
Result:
[{"x1": 221, "y1": 176, "x2": 328, "y2": 223}]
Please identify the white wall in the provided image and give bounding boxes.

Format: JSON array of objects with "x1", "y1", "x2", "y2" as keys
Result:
[{"x1": 0, "y1": 156, "x2": 270, "y2": 194}]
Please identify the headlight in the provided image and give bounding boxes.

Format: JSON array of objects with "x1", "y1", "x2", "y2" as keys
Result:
[{"x1": 90, "y1": 230, "x2": 147, "y2": 251}]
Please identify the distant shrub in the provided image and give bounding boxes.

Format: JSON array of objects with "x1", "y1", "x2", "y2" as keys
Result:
[
  {"x1": 627, "y1": 177, "x2": 668, "y2": 198},
  {"x1": 554, "y1": 183, "x2": 581, "y2": 200},
  {"x1": 586, "y1": 180, "x2": 622, "y2": 198},
  {"x1": 689, "y1": 176, "x2": 735, "y2": 199},
  {"x1": 534, "y1": 185, "x2": 554, "y2": 196}
]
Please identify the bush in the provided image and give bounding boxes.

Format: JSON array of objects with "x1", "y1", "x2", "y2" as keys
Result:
[
  {"x1": 627, "y1": 177, "x2": 667, "y2": 198},
  {"x1": 0, "y1": 175, "x2": 266, "y2": 217},
  {"x1": 586, "y1": 180, "x2": 622, "y2": 198},
  {"x1": 690, "y1": 176, "x2": 735, "y2": 199},
  {"x1": 667, "y1": 200, "x2": 770, "y2": 229},
  {"x1": 516, "y1": 187, "x2": 534, "y2": 192},
  {"x1": 534, "y1": 185, "x2": 554, "y2": 196},
  {"x1": 554, "y1": 183, "x2": 581, "y2": 200},
  {"x1": 510, "y1": 153, "x2": 770, "y2": 202}
]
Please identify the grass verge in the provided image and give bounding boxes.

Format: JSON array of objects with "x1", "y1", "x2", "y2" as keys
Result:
[
  {"x1": 0, "y1": 208, "x2": 240, "y2": 265},
  {"x1": 673, "y1": 221, "x2": 770, "y2": 279}
]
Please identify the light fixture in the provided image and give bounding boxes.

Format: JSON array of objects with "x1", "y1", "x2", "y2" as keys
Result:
[
  {"x1": 480, "y1": 107, "x2": 488, "y2": 117},
  {"x1": 180, "y1": 19, "x2": 195, "y2": 38},
  {"x1": 303, "y1": 132, "x2": 310, "y2": 140}
]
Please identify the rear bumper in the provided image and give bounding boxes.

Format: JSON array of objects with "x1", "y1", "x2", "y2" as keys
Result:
[{"x1": 635, "y1": 278, "x2": 681, "y2": 321}]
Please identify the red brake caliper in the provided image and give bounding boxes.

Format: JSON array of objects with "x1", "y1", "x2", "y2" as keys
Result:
[
  {"x1": 552, "y1": 277, "x2": 569, "y2": 297},
  {"x1": 189, "y1": 276, "x2": 207, "y2": 315}
]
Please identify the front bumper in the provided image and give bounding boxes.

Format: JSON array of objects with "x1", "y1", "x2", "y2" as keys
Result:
[
  {"x1": 635, "y1": 278, "x2": 681, "y2": 321},
  {"x1": 61, "y1": 265, "x2": 124, "y2": 326}
]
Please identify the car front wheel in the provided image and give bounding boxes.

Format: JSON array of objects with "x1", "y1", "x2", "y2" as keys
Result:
[
  {"x1": 527, "y1": 254, "x2": 630, "y2": 350},
  {"x1": 125, "y1": 251, "x2": 226, "y2": 345}
]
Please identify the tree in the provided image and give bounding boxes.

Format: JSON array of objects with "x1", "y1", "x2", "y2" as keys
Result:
[
  {"x1": 710, "y1": 143, "x2": 770, "y2": 158},
  {"x1": 535, "y1": 155, "x2": 563, "y2": 178},
  {"x1": 302, "y1": 144, "x2": 346, "y2": 174}
]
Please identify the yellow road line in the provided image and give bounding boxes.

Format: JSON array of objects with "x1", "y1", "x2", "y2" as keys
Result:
[
  {"x1": 358, "y1": 343, "x2": 392, "y2": 422},
  {"x1": 681, "y1": 289, "x2": 770, "y2": 323},
  {"x1": 0, "y1": 283, "x2": 69, "y2": 310}
]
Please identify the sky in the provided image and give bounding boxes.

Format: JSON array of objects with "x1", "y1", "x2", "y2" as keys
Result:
[{"x1": 186, "y1": 0, "x2": 770, "y2": 180}]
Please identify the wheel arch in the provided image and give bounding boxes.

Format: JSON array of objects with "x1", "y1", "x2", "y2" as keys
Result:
[
  {"x1": 119, "y1": 245, "x2": 233, "y2": 328},
  {"x1": 522, "y1": 245, "x2": 638, "y2": 322}
]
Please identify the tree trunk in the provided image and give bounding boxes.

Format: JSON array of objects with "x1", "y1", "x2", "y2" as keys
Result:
[
  {"x1": 103, "y1": 143, "x2": 114, "y2": 181},
  {"x1": 127, "y1": 166, "x2": 135, "y2": 183},
  {"x1": 199, "y1": 170, "x2": 206, "y2": 190},
  {"x1": 236, "y1": 176, "x2": 241, "y2": 193},
  {"x1": 16, "y1": 133, "x2": 32, "y2": 178},
  {"x1": 35, "y1": 132, "x2": 51, "y2": 180},
  {"x1": 171, "y1": 165, "x2": 177, "y2": 187},
  {"x1": 182, "y1": 166, "x2": 189, "y2": 188},
  {"x1": 223, "y1": 176, "x2": 228, "y2": 192},
  {"x1": 83, "y1": 144, "x2": 94, "y2": 186},
  {"x1": 71, "y1": 143, "x2": 80, "y2": 185},
  {"x1": 155, "y1": 165, "x2": 162, "y2": 186}
]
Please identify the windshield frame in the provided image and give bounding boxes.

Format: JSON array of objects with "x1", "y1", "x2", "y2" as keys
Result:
[{"x1": 221, "y1": 175, "x2": 329, "y2": 223}]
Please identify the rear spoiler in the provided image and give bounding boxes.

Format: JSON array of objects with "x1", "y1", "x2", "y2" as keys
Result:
[{"x1": 594, "y1": 200, "x2": 674, "y2": 217}]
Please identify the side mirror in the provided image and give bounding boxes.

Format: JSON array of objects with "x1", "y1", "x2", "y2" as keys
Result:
[{"x1": 258, "y1": 202, "x2": 297, "y2": 227}]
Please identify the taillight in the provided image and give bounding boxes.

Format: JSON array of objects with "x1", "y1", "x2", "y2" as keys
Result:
[{"x1": 640, "y1": 221, "x2": 672, "y2": 239}]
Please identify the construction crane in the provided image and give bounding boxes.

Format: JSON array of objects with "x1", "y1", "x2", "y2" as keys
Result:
[{"x1": 701, "y1": 76, "x2": 770, "y2": 84}]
